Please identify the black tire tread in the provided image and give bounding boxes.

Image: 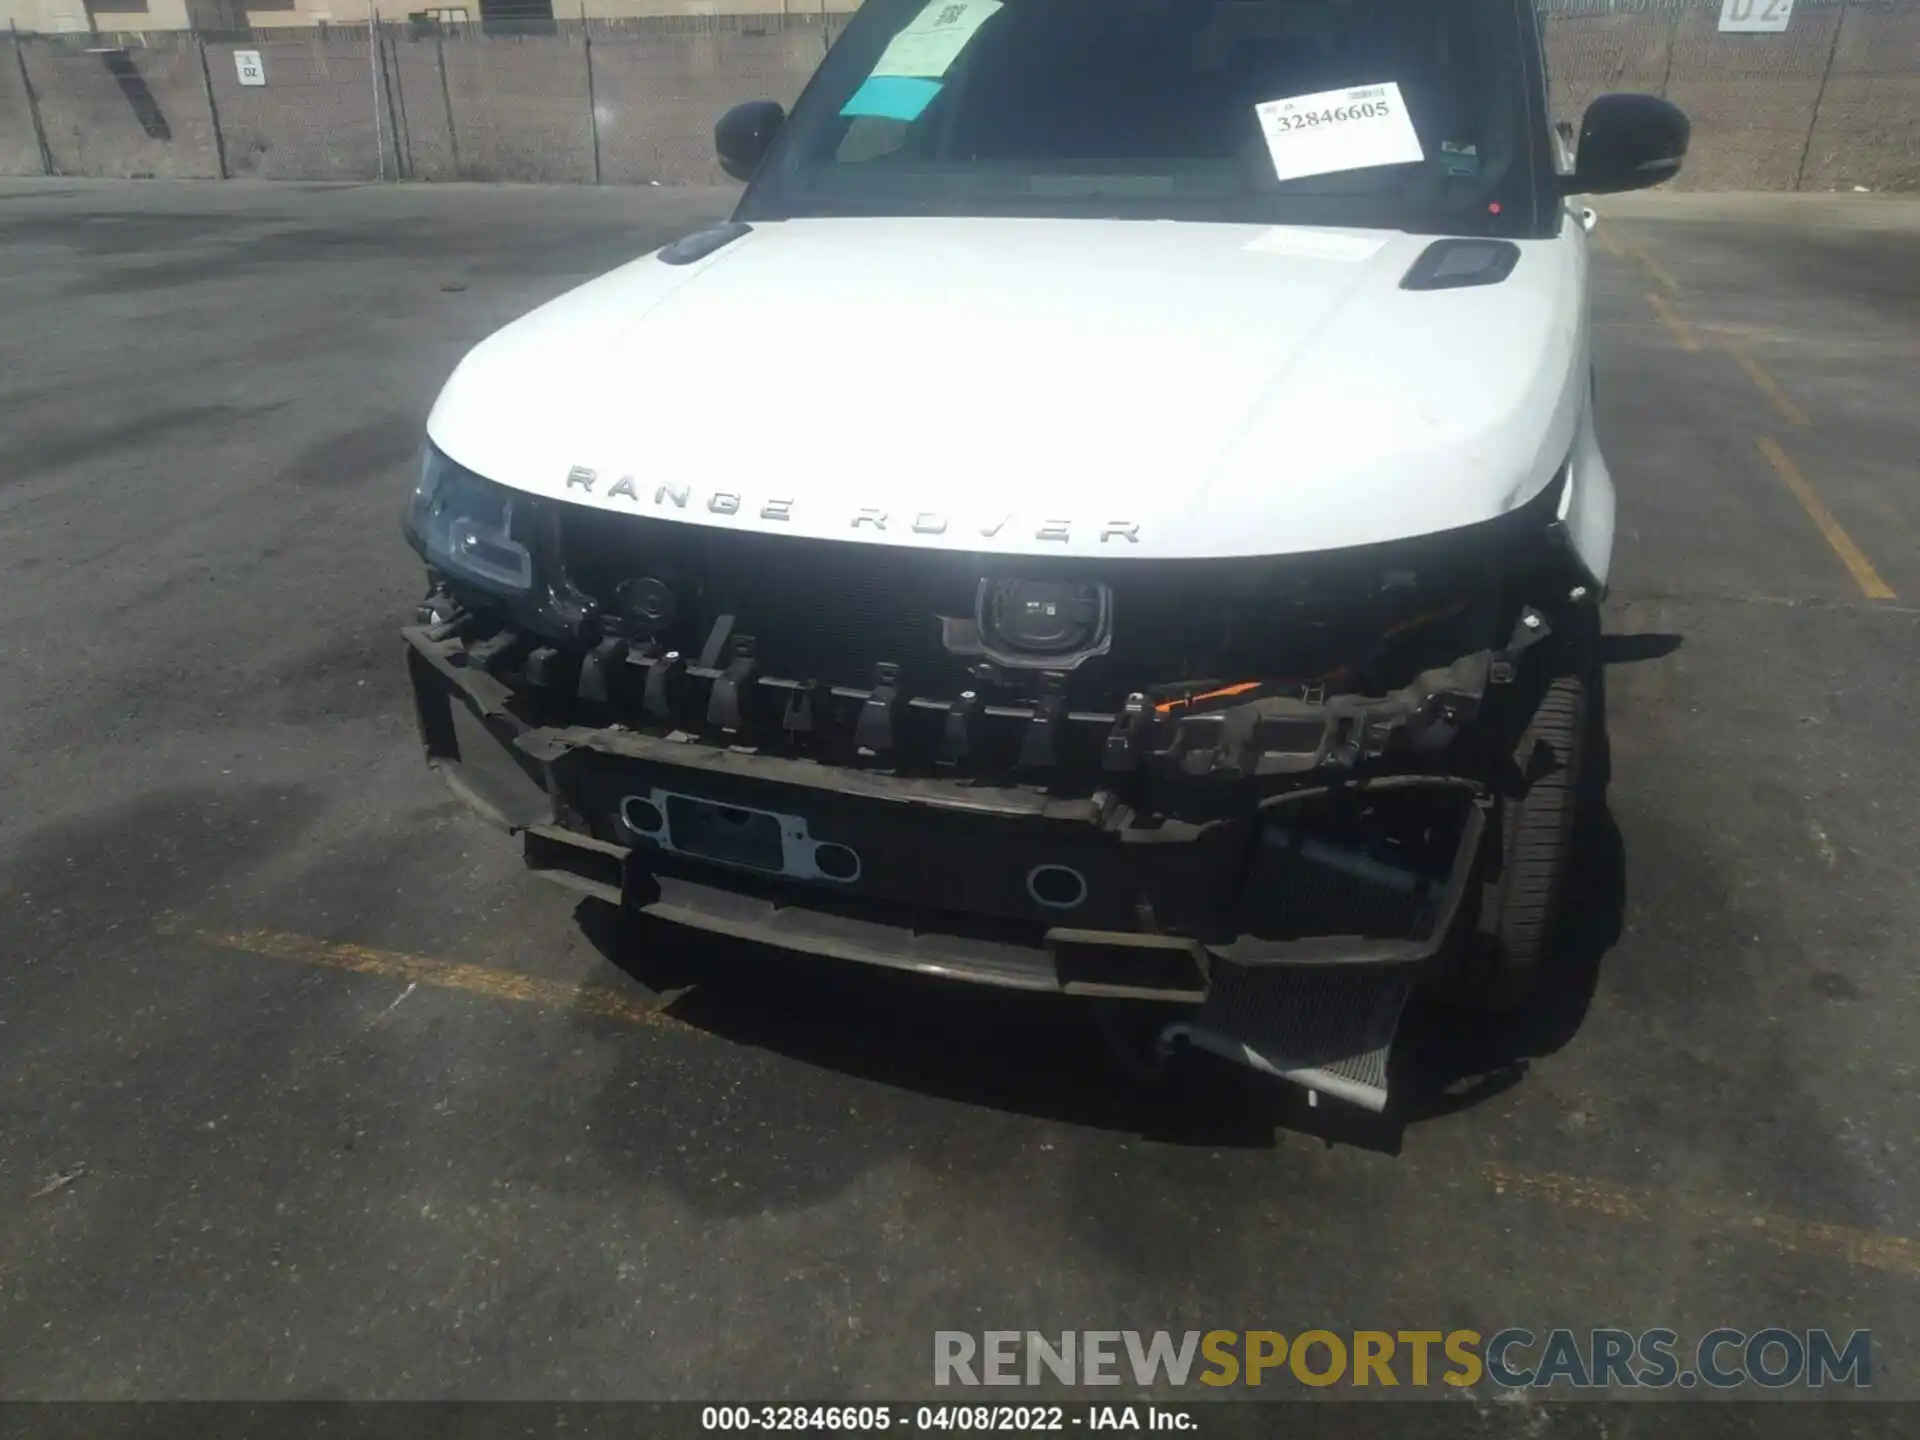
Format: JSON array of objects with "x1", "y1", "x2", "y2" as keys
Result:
[{"x1": 1487, "y1": 654, "x2": 1590, "y2": 1008}]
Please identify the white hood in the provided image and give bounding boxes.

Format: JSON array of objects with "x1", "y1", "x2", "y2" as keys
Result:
[{"x1": 426, "y1": 216, "x2": 1585, "y2": 561}]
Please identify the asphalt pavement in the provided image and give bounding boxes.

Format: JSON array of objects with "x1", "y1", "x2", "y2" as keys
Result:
[{"x1": 0, "y1": 179, "x2": 1917, "y2": 1419}]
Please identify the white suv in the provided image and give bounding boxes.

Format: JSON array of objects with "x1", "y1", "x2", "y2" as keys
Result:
[{"x1": 402, "y1": 0, "x2": 1688, "y2": 1111}]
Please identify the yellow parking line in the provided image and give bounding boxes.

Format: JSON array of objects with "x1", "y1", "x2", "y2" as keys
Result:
[
  {"x1": 1645, "y1": 292, "x2": 1700, "y2": 352},
  {"x1": 175, "y1": 924, "x2": 690, "y2": 1031},
  {"x1": 1594, "y1": 223, "x2": 1626, "y2": 259},
  {"x1": 1726, "y1": 345, "x2": 1812, "y2": 429},
  {"x1": 1483, "y1": 1167, "x2": 1920, "y2": 1282},
  {"x1": 1612, "y1": 226, "x2": 1812, "y2": 424},
  {"x1": 1620, "y1": 229, "x2": 1680, "y2": 292},
  {"x1": 1756, "y1": 437, "x2": 1896, "y2": 600}
]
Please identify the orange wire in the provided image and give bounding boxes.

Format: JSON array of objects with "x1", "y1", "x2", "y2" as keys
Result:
[
  {"x1": 1150, "y1": 604, "x2": 1462, "y2": 714},
  {"x1": 1154, "y1": 680, "x2": 1262, "y2": 714}
]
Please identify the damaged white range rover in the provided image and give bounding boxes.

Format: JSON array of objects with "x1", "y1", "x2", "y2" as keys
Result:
[{"x1": 402, "y1": 0, "x2": 1688, "y2": 1111}]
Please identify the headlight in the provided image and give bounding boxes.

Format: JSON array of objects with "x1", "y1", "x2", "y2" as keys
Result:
[
  {"x1": 976, "y1": 578, "x2": 1111, "y2": 662},
  {"x1": 405, "y1": 445, "x2": 533, "y2": 595}
]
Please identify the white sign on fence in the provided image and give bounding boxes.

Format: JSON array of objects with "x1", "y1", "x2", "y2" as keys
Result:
[
  {"x1": 234, "y1": 50, "x2": 267, "y2": 86},
  {"x1": 1718, "y1": 0, "x2": 1794, "y2": 32}
]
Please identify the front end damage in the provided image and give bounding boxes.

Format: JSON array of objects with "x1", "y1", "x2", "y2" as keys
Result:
[{"x1": 401, "y1": 453, "x2": 1593, "y2": 1111}]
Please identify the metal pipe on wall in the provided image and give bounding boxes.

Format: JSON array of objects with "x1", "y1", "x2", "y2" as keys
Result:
[
  {"x1": 9, "y1": 18, "x2": 55, "y2": 176},
  {"x1": 369, "y1": 3, "x2": 388, "y2": 180},
  {"x1": 194, "y1": 30, "x2": 229, "y2": 179}
]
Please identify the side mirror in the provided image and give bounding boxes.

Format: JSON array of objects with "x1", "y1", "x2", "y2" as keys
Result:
[
  {"x1": 1567, "y1": 93, "x2": 1689, "y2": 195},
  {"x1": 715, "y1": 100, "x2": 786, "y2": 182}
]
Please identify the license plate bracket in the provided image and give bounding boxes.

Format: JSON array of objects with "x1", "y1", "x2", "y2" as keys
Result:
[
  {"x1": 666, "y1": 794, "x2": 784, "y2": 873},
  {"x1": 620, "y1": 789, "x2": 862, "y2": 885}
]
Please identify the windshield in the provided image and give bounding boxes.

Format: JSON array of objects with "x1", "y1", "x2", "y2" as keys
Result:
[{"x1": 740, "y1": 0, "x2": 1553, "y2": 236}]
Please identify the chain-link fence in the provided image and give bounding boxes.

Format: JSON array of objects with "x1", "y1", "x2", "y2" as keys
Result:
[
  {"x1": 209, "y1": 33, "x2": 388, "y2": 178},
  {"x1": 4, "y1": 0, "x2": 1917, "y2": 189},
  {"x1": 1543, "y1": 0, "x2": 1918, "y2": 189},
  {"x1": 586, "y1": 15, "x2": 835, "y2": 184}
]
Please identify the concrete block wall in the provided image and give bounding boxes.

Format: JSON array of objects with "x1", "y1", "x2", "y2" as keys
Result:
[
  {"x1": 1662, "y1": 3, "x2": 1849, "y2": 188},
  {"x1": 1543, "y1": 8, "x2": 1675, "y2": 120},
  {"x1": 440, "y1": 31, "x2": 593, "y2": 182},
  {"x1": 0, "y1": 38, "x2": 47, "y2": 173},
  {"x1": 590, "y1": 21, "x2": 829, "y2": 184},
  {"x1": 22, "y1": 36, "x2": 222, "y2": 176},
  {"x1": 383, "y1": 29, "x2": 457, "y2": 180},
  {"x1": 2, "y1": 1, "x2": 1917, "y2": 190},
  {"x1": 1797, "y1": 3, "x2": 1920, "y2": 190},
  {"x1": 204, "y1": 37, "x2": 384, "y2": 178},
  {"x1": 1542, "y1": 0, "x2": 1920, "y2": 192}
]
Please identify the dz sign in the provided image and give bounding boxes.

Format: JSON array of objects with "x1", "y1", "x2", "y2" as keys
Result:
[{"x1": 1719, "y1": 0, "x2": 1793, "y2": 32}]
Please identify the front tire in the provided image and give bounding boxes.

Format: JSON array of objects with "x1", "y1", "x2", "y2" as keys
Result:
[{"x1": 1481, "y1": 624, "x2": 1595, "y2": 1010}]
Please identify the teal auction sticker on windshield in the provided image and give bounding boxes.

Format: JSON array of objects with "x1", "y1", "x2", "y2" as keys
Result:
[
  {"x1": 1254, "y1": 81, "x2": 1424, "y2": 182},
  {"x1": 841, "y1": 75, "x2": 944, "y2": 121},
  {"x1": 870, "y1": 0, "x2": 1003, "y2": 79}
]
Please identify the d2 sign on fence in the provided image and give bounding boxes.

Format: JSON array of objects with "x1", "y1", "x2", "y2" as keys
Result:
[
  {"x1": 234, "y1": 50, "x2": 267, "y2": 85},
  {"x1": 1719, "y1": 0, "x2": 1793, "y2": 32}
]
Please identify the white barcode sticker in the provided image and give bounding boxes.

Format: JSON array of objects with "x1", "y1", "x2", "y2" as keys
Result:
[
  {"x1": 1254, "y1": 81, "x2": 1424, "y2": 182},
  {"x1": 870, "y1": 0, "x2": 1003, "y2": 79}
]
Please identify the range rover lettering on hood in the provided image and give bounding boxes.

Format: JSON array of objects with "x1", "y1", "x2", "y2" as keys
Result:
[{"x1": 563, "y1": 466, "x2": 1143, "y2": 544}]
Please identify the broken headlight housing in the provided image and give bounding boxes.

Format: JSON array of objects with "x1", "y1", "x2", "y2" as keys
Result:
[
  {"x1": 404, "y1": 444, "x2": 534, "y2": 596},
  {"x1": 1348, "y1": 588, "x2": 1502, "y2": 693}
]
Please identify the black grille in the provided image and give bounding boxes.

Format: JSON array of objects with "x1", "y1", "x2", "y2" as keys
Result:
[
  {"x1": 559, "y1": 510, "x2": 978, "y2": 692},
  {"x1": 542, "y1": 474, "x2": 1563, "y2": 712},
  {"x1": 557, "y1": 510, "x2": 1449, "y2": 698}
]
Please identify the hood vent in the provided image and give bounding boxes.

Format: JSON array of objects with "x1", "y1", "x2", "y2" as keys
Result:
[{"x1": 1399, "y1": 238, "x2": 1521, "y2": 292}]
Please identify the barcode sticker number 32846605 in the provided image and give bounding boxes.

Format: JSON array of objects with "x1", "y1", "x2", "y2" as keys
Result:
[{"x1": 1253, "y1": 81, "x2": 1424, "y2": 183}]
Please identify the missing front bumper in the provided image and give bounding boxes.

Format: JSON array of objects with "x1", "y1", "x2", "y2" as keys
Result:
[
  {"x1": 405, "y1": 623, "x2": 1489, "y2": 984},
  {"x1": 405, "y1": 621, "x2": 1490, "y2": 1092}
]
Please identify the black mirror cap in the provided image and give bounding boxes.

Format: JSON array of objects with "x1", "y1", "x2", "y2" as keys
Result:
[
  {"x1": 715, "y1": 100, "x2": 787, "y2": 182},
  {"x1": 1567, "y1": 93, "x2": 1690, "y2": 196}
]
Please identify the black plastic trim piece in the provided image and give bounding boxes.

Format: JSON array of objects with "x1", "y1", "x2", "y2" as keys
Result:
[
  {"x1": 657, "y1": 221, "x2": 753, "y2": 267},
  {"x1": 1399, "y1": 238, "x2": 1522, "y2": 292}
]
